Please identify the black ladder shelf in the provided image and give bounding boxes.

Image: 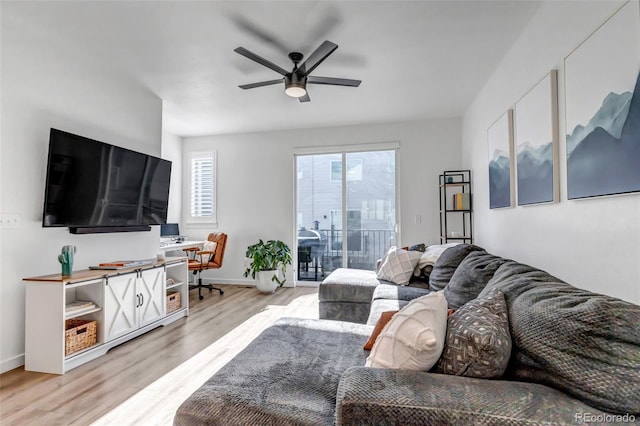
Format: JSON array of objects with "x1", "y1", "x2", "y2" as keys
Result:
[{"x1": 439, "y1": 170, "x2": 473, "y2": 244}]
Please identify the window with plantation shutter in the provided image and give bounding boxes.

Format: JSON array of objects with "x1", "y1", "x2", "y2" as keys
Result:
[{"x1": 188, "y1": 151, "x2": 216, "y2": 224}]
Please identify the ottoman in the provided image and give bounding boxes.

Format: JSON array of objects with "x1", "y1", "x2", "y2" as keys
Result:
[{"x1": 318, "y1": 268, "x2": 385, "y2": 323}]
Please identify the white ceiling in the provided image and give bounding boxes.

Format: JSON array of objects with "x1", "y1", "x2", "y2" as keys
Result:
[{"x1": 5, "y1": 1, "x2": 542, "y2": 137}]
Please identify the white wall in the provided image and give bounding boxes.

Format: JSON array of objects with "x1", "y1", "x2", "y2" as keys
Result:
[
  {"x1": 0, "y1": 6, "x2": 163, "y2": 372},
  {"x1": 462, "y1": 0, "x2": 640, "y2": 304},
  {"x1": 161, "y1": 130, "x2": 183, "y2": 224},
  {"x1": 183, "y1": 118, "x2": 461, "y2": 286}
]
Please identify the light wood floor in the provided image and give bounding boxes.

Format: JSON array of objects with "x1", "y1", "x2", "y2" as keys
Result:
[{"x1": 0, "y1": 285, "x2": 319, "y2": 425}]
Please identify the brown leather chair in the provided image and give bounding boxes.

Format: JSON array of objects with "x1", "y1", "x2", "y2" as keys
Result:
[{"x1": 184, "y1": 232, "x2": 227, "y2": 300}]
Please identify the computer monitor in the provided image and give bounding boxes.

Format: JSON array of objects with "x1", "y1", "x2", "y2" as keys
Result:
[{"x1": 160, "y1": 223, "x2": 180, "y2": 237}]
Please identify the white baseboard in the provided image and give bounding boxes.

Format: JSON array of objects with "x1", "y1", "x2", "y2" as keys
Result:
[
  {"x1": 1, "y1": 353, "x2": 25, "y2": 374},
  {"x1": 201, "y1": 278, "x2": 255, "y2": 287},
  {"x1": 200, "y1": 278, "x2": 318, "y2": 288},
  {"x1": 295, "y1": 281, "x2": 320, "y2": 287}
]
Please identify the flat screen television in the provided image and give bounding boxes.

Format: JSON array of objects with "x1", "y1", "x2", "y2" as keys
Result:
[{"x1": 42, "y1": 128, "x2": 172, "y2": 234}]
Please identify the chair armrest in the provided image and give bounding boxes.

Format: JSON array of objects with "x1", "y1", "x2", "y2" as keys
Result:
[
  {"x1": 195, "y1": 250, "x2": 215, "y2": 255},
  {"x1": 183, "y1": 247, "x2": 198, "y2": 252},
  {"x1": 336, "y1": 367, "x2": 610, "y2": 425}
]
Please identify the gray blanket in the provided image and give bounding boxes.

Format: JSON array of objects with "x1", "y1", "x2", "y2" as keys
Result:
[
  {"x1": 174, "y1": 317, "x2": 372, "y2": 426},
  {"x1": 480, "y1": 260, "x2": 640, "y2": 415}
]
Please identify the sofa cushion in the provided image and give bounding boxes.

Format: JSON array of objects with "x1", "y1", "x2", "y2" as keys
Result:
[
  {"x1": 174, "y1": 317, "x2": 372, "y2": 426},
  {"x1": 367, "y1": 284, "x2": 432, "y2": 326},
  {"x1": 372, "y1": 283, "x2": 431, "y2": 302},
  {"x1": 428, "y1": 244, "x2": 484, "y2": 291},
  {"x1": 367, "y1": 298, "x2": 411, "y2": 326},
  {"x1": 481, "y1": 260, "x2": 640, "y2": 415},
  {"x1": 433, "y1": 288, "x2": 511, "y2": 378},
  {"x1": 443, "y1": 250, "x2": 507, "y2": 309},
  {"x1": 366, "y1": 291, "x2": 447, "y2": 371},
  {"x1": 337, "y1": 368, "x2": 616, "y2": 425},
  {"x1": 376, "y1": 246, "x2": 422, "y2": 285}
]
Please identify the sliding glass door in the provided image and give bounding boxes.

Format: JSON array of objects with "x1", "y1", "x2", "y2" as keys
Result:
[{"x1": 296, "y1": 149, "x2": 397, "y2": 282}]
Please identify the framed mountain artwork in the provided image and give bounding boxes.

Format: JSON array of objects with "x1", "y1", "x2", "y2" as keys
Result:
[
  {"x1": 564, "y1": 0, "x2": 640, "y2": 199},
  {"x1": 514, "y1": 70, "x2": 560, "y2": 206},
  {"x1": 488, "y1": 110, "x2": 515, "y2": 209}
]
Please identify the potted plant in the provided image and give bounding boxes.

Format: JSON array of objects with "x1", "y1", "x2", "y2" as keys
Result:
[{"x1": 243, "y1": 239, "x2": 293, "y2": 293}]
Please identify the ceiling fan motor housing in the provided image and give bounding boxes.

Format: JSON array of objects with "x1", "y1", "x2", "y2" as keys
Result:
[{"x1": 284, "y1": 73, "x2": 307, "y2": 97}]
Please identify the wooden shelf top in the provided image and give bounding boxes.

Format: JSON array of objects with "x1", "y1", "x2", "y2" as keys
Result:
[{"x1": 23, "y1": 257, "x2": 187, "y2": 284}]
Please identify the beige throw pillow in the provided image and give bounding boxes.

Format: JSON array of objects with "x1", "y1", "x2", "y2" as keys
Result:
[
  {"x1": 376, "y1": 246, "x2": 422, "y2": 285},
  {"x1": 365, "y1": 291, "x2": 448, "y2": 370},
  {"x1": 199, "y1": 241, "x2": 217, "y2": 263}
]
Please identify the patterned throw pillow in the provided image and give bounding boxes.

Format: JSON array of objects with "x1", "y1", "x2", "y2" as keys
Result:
[
  {"x1": 376, "y1": 246, "x2": 422, "y2": 286},
  {"x1": 433, "y1": 288, "x2": 511, "y2": 378},
  {"x1": 366, "y1": 291, "x2": 448, "y2": 371}
]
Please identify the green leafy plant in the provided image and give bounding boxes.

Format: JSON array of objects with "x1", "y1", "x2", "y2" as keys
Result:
[{"x1": 243, "y1": 239, "x2": 292, "y2": 286}]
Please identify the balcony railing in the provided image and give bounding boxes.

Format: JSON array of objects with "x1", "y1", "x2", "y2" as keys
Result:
[{"x1": 297, "y1": 228, "x2": 395, "y2": 281}]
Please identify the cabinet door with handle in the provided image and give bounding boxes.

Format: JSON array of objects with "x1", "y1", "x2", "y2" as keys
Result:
[
  {"x1": 103, "y1": 273, "x2": 137, "y2": 341},
  {"x1": 137, "y1": 267, "x2": 166, "y2": 327}
]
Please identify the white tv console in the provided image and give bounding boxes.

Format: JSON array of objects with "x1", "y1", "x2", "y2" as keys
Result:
[{"x1": 23, "y1": 257, "x2": 189, "y2": 374}]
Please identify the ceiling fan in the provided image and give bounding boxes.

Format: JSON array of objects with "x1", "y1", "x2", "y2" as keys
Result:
[{"x1": 234, "y1": 40, "x2": 361, "y2": 102}]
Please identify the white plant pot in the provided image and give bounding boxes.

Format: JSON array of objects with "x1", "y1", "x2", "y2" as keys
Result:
[{"x1": 255, "y1": 270, "x2": 278, "y2": 293}]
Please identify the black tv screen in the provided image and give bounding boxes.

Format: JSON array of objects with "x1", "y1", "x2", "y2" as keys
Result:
[
  {"x1": 161, "y1": 223, "x2": 181, "y2": 237},
  {"x1": 43, "y1": 128, "x2": 171, "y2": 231}
]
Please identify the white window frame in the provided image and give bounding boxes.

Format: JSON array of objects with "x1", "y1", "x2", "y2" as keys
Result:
[
  {"x1": 293, "y1": 141, "x2": 400, "y2": 285},
  {"x1": 186, "y1": 151, "x2": 217, "y2": 226}
]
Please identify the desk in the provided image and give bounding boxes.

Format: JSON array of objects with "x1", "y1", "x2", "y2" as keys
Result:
[{"x1": 159, "y1": 240, "x2": 206, "y2": 252}]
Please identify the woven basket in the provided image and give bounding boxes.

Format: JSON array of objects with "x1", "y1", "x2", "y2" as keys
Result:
[
  {"x1": 65, "y1": 319, "x2": 97, "y2": 356},
  {"x1": 166, "y1": 292, "x2": 181, "y2": 314}
]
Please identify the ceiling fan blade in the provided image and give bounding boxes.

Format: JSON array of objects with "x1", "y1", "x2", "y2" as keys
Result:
[
  {"x1": 231, "y1": 16, "x2": 290, "y2": 54},
  {"x1": 234, "y1": 47, "x2": 289, "y2": 76},
  {"x1": 302, "y1": 11, "x2": 341, "y2": 52},
  {"x1": 299, "y1": 92, "x2": 311, "y2": 103},
  {"x1": 298, "y1": 40, "x2": 338, "y2": 76},
  {"x1": 307, "y1": 76, "x2": 361, "y2": 87},
  {"x1": 239, "y1": 79, "x2": 283, "y2": 90}
]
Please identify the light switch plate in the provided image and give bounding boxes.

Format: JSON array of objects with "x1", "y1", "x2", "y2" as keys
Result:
[{"x1": 0, "y1": 214, "x2": 20, "y2": 229}]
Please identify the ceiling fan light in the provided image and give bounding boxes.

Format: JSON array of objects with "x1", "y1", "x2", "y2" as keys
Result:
[{"x1": 285, "y1": 84, "x2": 306, "y2": 98}]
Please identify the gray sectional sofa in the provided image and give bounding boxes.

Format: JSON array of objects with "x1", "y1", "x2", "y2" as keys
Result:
[{"x1": 175, "y1": 244, "x2": 640, "y2": 425}]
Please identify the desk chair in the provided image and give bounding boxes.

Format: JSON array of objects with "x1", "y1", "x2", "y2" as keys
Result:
[{"x1": 184, "y1": 232, "x2": 227, "y2": 300}]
